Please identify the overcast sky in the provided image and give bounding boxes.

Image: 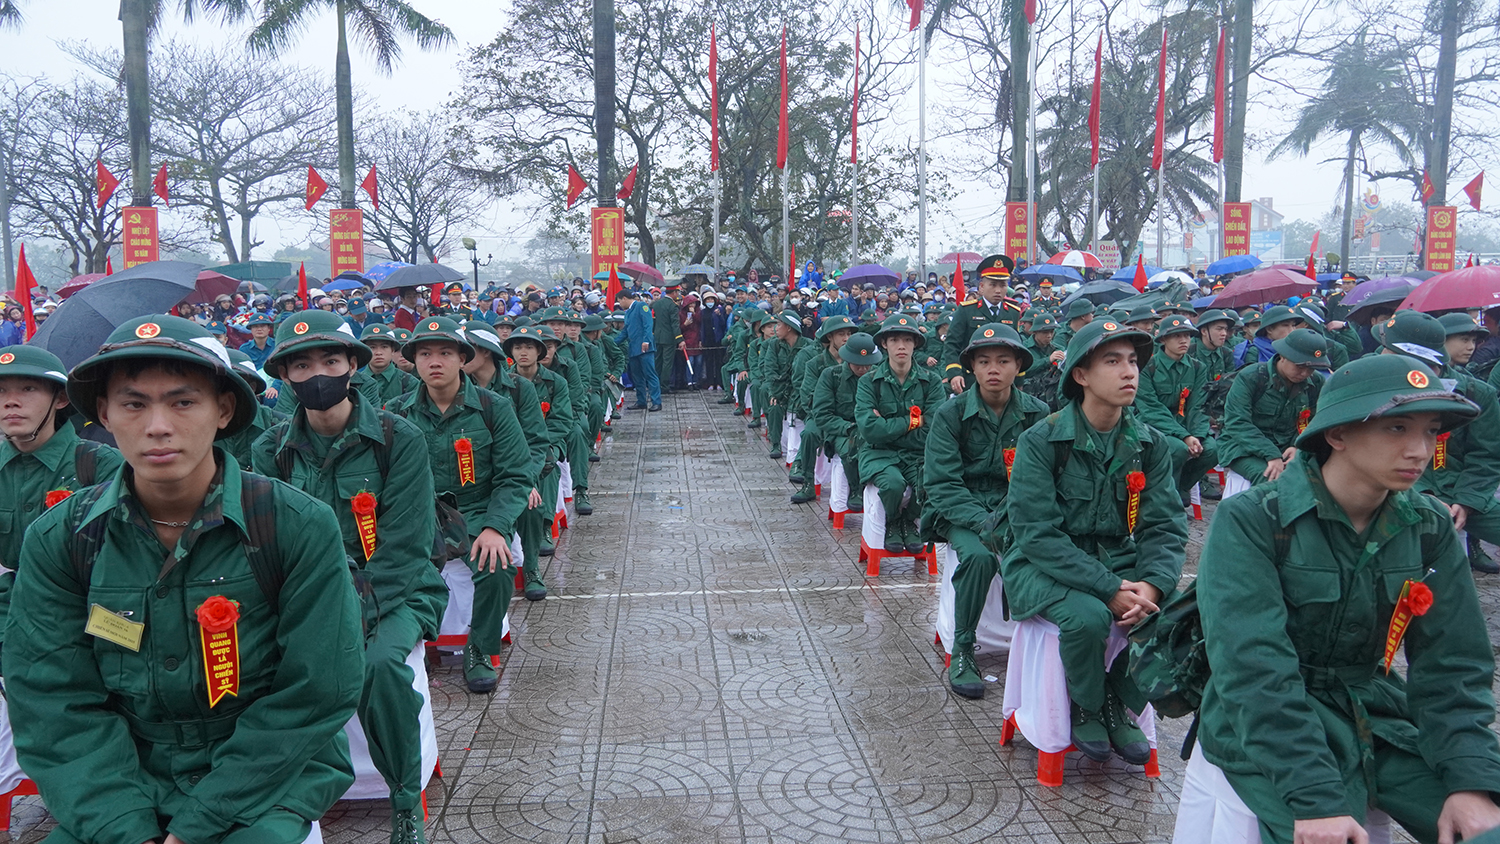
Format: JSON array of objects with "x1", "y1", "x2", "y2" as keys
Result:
[{"x1": 0, "y1": 0, "x2": 1439, "y2": 269}]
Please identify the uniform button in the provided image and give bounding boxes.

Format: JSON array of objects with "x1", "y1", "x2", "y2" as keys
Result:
[
  {"x1": 155, "y1": 586, "x2": 169, "y2": 598},
  {"x1": 189, "y1": 774, "x2": 201, "y2": 785},
  {"x1": 164, "y1": 657, "x2": 179, "y2": 670}
]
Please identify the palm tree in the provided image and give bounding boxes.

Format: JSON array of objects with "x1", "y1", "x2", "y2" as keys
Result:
[
  {"x1": 1270, "y1": 32, "x2": 1422, "y2": 271},
  {"x1": 249, "y1": 0, "x2": 453, "y2": 208}
]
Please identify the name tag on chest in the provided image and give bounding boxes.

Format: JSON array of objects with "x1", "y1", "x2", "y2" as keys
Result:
[{"x1": 86, "y1": 604, "x2": 144, "y2": 651}]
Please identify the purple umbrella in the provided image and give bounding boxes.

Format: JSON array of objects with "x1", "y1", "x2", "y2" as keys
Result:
[
  {"x1": 838, "y1": 263, "x2": 899, "y2": 289},
  {"x1": 1340, "y1": 276, "x2": 1422, "y2": 313}
]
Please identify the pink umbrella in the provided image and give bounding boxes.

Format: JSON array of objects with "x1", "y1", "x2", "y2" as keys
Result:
[
  {"x1": 1211, "y1": 267, "x2": 1318, "y2": 309},
  {"x1": 618, "y1": 260, "x2": 664, "y2": 285},
  {"x1": 57, "y1": 272, "x2": 107, "y2": 300},
  {"x1": 180, "y1": 271, "x2": 241, "y2": 305},
  {"x1": 1046, "y1": 249, "x2": 1104, "y2": 270},
  {"x1": 1398, "y1": 265, "x2": 1500, "y2": 313},
  {"x1": 937, "y1": 251, "x2": 982, "y2": 265}
]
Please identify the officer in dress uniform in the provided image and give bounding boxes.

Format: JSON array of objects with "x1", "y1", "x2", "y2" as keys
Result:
[{"x1": 942, "y1": 255, "x2": 1024, "y2": 393}]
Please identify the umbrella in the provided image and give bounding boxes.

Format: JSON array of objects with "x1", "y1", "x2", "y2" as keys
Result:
[
  {"x1": 1110, "y1": 264, "x2": 1163, "y2": 282},
  {"x1": 1341, "y1": 276, "x2": 1422, "y2": 313},
  {"x1": 364, "y1": 261, "x2": 413, "y2": 284},
  {"x1": 937, "y1": 251, "x2": 983, "y2": 265},
  {"x1": 839, "y1": 263, "x2": 900, "y2": 289},
  {"x1": 1147, "y1": 270, "x2": 1194, "y2": 288},
  {"x1": 1315, "y1": 272, "x2": 1345, "y2": 283},
  {"x1": 180, "y1": 271, "x2": 240, "y2": 306},
  {"x1": 618, "y1": 260, "x2": 664, "y2": 285},
  {"x1": 236, "y1": 281, "x2": 267, "y2": 295},
  {"x1": 1211, "y1": 267, "x2": 1318, "y2": 309},
  {"x1": 1398, "y1": 265, "x2": 1500, "y2": 313},
  {"x1": 1205, "y1": 254, "x2": 1262, "y2": 276},
  {"x1": 57, "y1": 273, "x2": 106, "y2": 300},
  {"x1": 680, "y1": 263, "x2": 715, "y2": 276},
  {"x1": 1046, "y1": 249, "x2": 1104, "y2": 270},
  {"x1": 324, "y1": 270, "x2": 372, "y2": 293},
  {"x1": 373, "y1": 262, "x2": 466, "y2": 292},
  {"x1": 30, "y1": 261, "x2": 206, "y2": 369},
  {"x1": 1191, "y1": 295, "x2": 1218, "y2": 310},
  {"x1": 1407, "y1": 270, "x2": 1438, "y2": 281},
  {"x1": 1017, "y1": 264, "x2": 1082, "y2": 283},
  {"x1": 1061, "y1": 279, "x2": 1142, "y2": 307}
]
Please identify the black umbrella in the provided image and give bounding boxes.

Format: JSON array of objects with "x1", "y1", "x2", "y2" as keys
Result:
[
  {"x1": 372, "y1": 263, "x2": 467, "y2": 292},
  {"x1": 31, "y1": 260, "x2": 204, "y2": 370},
  {"x1": 1060, "y1": 279, "x2": 1142, "y2": 308}
]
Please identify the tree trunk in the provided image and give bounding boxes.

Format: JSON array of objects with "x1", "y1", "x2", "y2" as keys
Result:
[
  {"x1": 1223, "y1": 0, "x2": 1252, "y2": 202},
  {"x1": 0, "y1": 144, "x2": 13, "y2": 287},
  {"x1": 1340, "y1": 130, "x2": 1358, "y2": 272},
  {"x1": 1429, "y1": 0, "x2": 1458, "y2": 207},
  {"x1": 1006, "y1": 0, "x2": 1028, "y2": 202},
  {"x1": 238, "y1": 184, "x2": 255, "y2": 261},
  {"x1": 593, "y1": 0, "x2": 616, "y2": 207},
  {"x1": 335, "y1": 0, "x2": 357, "y2": 208},
  {"x1": 209, "y1": 168, "x2": 239, "y2": 263},
  {"x1": 120, "y1": 0, "x2": 152, "y2": 207}
]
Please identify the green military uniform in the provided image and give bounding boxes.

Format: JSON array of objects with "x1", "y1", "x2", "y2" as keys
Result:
[
  {"x1": 5, "y1": 315, "x2": 363, "y2": 844},
  {"x1": 747, "y1": 317, "x2": 776, "y2": 428},
  {"x1": 218, "y1": 349, "x2": 288, "y2": 469},
  {"x1": 812, "y1": 334, "x2": 880, "y2": 513},
  {"x1": 580, "y1": 314, "x2": 610, "y2": 455},
  {"x1": 1290, "y1": 303, "x2": 1351, "y2": 371},
  {"x1": 1052, "y1": 299, "x2": 1096, "y2": 351},
  {"x1": 923, "y1": 324, "x2": 1049, "y2": 698},
  {"x1": 1218, "y1": 329, "x2": 1330, "y2": 486},
  {"x1": 505, "y1": 326, "x2": 574, "y2": 569},
  {"x1": 1004, "y1": 319, "x2": 1188, "y2": 763},
  {"x1": 361, "y1": 323, "x2": 421, "y2": 404},
  {"x1": 1198, "y1": 355, "x2": 1500, "y2": 844},
  {"x1": 788, "y1": 316, "x2": 855, "y2": 501},
  {"x1": 539, "y1": 309, "x2": 594, "y2": 513},
  {"x1": 856, "y1": 315, "x2": 946, "y2": 552},
  {"x1": 1018, "y1": 314, "x2": 1064, "y2": 410},
  {"x1": 766, "y1": 312, "x2": 813, "y2": 461},
  {"x1": 652, "y1": 288, "x2": 682, "y2": 392},
  {"x1": 1190, "y1": 309, "x2": 1239, "y2": 432},
  {"x1": 1135, "y1": 315, "x2": 1219, "y2": 500},
  {"x1": 941, "y1": 257, "x2": 1025, "y2": 384}
]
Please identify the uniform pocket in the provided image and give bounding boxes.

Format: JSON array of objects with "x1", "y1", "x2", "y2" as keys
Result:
[
  {"x1": 86, "y1": 585, "x2": 151, "y2": 698},
  {"x1": 1058, "y1": 466, "x2": 1095, "y2": 501},
  {"x1": 1279, "y1": 564, "x2": 1341, "y2": 607},
  {"x1": 1380, "y1": 568, "x2": 1424, "y2": 605}
]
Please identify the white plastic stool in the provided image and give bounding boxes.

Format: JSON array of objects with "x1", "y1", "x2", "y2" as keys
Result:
[
  {"x1": 430, "y1": 555, "x2": 513, "y2": 665},
  {"x1": 559, "y1": 460, "x2": 573, "y2": 503},
  {"x1": 342, "y1": 644, "x2": 440, "y2": 801},
  {"x1": 784, "y1": 416, "x2": 803, "y2": 467},
  {"x1": 1222, "y1": 469, "x2": 1254, "y2": 499},
  {"x1": 827, "y1": 456, "x2": 850, "y2": 528},
  {"x1": 814, "y1": 451, "x2": 831, "y2": 487},
  {"x1": 858, "y1": 483, "x2": 936, "y2": 576},
  {"x1": 999, "y1": 616, "x2": 1159, "y2": 786},
  {"x1": 935, "y1": 544, "x2": 1014, "y2": 665}
]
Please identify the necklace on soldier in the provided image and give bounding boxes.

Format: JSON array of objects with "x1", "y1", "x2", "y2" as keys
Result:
[{"x1": 151, "y1": 518, "x2": 190, "y2": 528}]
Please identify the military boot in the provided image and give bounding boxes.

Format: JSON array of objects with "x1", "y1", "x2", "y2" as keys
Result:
[
  {"x1": 1070, "y1": 701, "x2": 1111, "y2": 762},
  {"x1": 847, "y1": 488, "x2": 863, "y2": 513},
  {"x1": 716, "y1": 394, "x2": 736, "y2": 404},
  {"x1": 539, "y1": 538, "x2": 555, "y2": 557},
  {"x1": 1469, "y1": 534, "x2": 1499, "y2": 574},
  {"x1": 790, "y1": 477, "x2": 817, "y2": 504},
  {"x1": 464, "y1": 642, "x2": 497, "y2": 693},
  {"x1": 1102, "y1": 687, "x2": 1152, "y2": 765},
  {"x1": 390, "y1": 808, "x2": 425, "y2": 844},
  {"x1": 948, "y1": 641, "x2": 985, "y2": 699},
  {"x1": 903, "y1": 515, "x2": 925, "y2": 555},
  {"x1": 574, "y1": 488, "x2": 593, "y2": 515},
  {"x1": 883, "y1": 520, "x2": 904, "y2": 553},
  {"x1": 524, "y1": 572, "x2": 549, "y2": 601},
  {"x1": 747, "y1": 417, "x2": 762, "y2": 429}
]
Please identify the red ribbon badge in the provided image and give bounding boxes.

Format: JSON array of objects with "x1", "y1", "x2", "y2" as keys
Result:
[
  {"x1": 196, "y1": 596, "x2": 241, "y2": 707},
  {"x1": 1383, "y1": 580, "x2": 1434, "y2": 673},
  {"x1": 908, "y1": 404, "x2": 922, "y2": 431},
  {"x1": 1125, "y1": 471, "x2": 1147, "y2": 534},
  {"x1": 540, "y1": 401, "x2": 551, "y2": 417},
  {"x1": 1297, "y1": 408, "x2": 1311, "y2": 433},
  {"x1": 45, "y1": 489, "x2": 72, "y2": 509},
  {"x1": 1177, "y1": 387, "x2": 1190, "y2": 418},
  {"x1": 351, "y1": 491, "x2": 377, "y2": 560},
  {"x1": 1433, "y1": 432, "x2": 1450, "y2": 469},
  {"x1": 1003, "y1": 447, "x2": 1016, "y2": 482},
  {"x1": 455, "y1": 437, "x2": 475, "y2": 485}
]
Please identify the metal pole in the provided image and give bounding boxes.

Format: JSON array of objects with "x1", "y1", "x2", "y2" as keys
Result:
[
  {"x1": 713, "y1": 169, "x2": 720, "y2": 279},
  {"x1": 1217, "y1": 161, "x2": 1225, "y2": 262},
  {"x1": 1090, "y1": 164, "x2": 1099, "y2": 254},
  {"x1": 918, "y1": 27, "x2": 927, "y2": 279},
  {"x1": 852, "y1": 157, "x2": 859, "y2": 259},
  {"x1": 782, "y1": 168, "x2": 789, "y2": 286},
  {"x1": 0, "y1": 144, "x2": 12, "y2": 287},
  {"x1": 1026, "y1": 22, "x2": 1037, "y2": 264},
  {"x1": 1155, "y1": 166, "x2": 1165, "y2": 266}
]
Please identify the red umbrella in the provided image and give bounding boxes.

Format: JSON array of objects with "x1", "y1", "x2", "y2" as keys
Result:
[
  {"x1": 1046, "y1": 249, "x2": 1104, "y2": 269},
  {"x1": 1211, "y1": 267, "x2": 1318, "y2": 309},
  {"x1": 180, "y1": 270, "x2": 241, "y2": 305},
  {"x1": 618, "y1": 260, "x2": 664, "y2": 285},
  {"x1": 1398, "y1": 265, "x2": 1500, "y2": 313},
  {"x1": 57, "y1": 272, "x2": 107, "y2": 300},
  {"x1": 937, "y1": 251, "x2": 982, "y2": 265}
]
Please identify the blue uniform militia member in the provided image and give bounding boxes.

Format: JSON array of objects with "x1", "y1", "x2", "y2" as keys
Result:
[
  {"x1": 4, "y1": 316, "x2": 363, "y2": 844},
  {"x1": 238, "y1": 312, "x2": 276, "y2": 370},
  {"x1": 620, "y1": 288, "x2": 661, "y2": 410}
]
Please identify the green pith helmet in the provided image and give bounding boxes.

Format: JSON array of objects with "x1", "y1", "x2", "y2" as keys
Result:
[
  {"x1": 0, "y1": 345, "x2": 71, "y2": 420},
  {"x1": 1124, "y1": 305, "x2": 1159, "y2": 325},
  {"x1": 960, "y1": 323, "x2": 1034, "y2": 372},
  {"x1": 391, "y1": 328, "x2": 412, "y2": 345},
  {"x1": 1295, "y1": 355, "x2": 1479, "y2": 448},
  {"x1": 1154, "y1": 314, "x2": 1197, "y2": 341},
  {"x1": 402, "y1": 316, "x2": 474, "y2": 363},
  {"x1": 874, "y1": 313, "x2": 926, "y2": 349},
  {"x1": 1031, "y1": 315, "x2": 1059, "y2": 333},
  {"x1": 502, "y1": 325, "x2": 549, "y2": 358},
  {"x1": 513, "y1": 315, "x2": 534, "y2": 328},
  {"x1": 263, "y1": 310, "x2": 372, "y2": 378},
  {"x1": 840, "y1": 332, "x2": 884, "y2": 365},
  {"x1": 1377, "y1": 309, "x2": 1448, "y2": 368},
  {"x1": 462, "y1": 320, "x2": 506, "y2": 358},
  {"x1": 67, "y1": 315, "x2": 258, "y2": 438},
  {"x1": 776, "y1": 312, "x2": 804, "y2": 334},
  {"x1": 583, "y1": 314, "x2": 607, "y2": 332},
  {"x1": 1271, "y1": 328, "x2": 1332, "y2": 368},
  {"x1": 816, "y1": 315, "x2": 856, "y2": 342},
  {"x1": 360, "y1": 322, "x2": 402, "y2": 347},
  {"x1": 227, "y1": 348, "x2": 267, "y2": 395},
  {"x1": 1195, "y1": 309, "x2": 1237, "y2": 329},
  {"x1": 1438, "y1": 312, "x2": 1487, "y2": 339},
  {"x1": 1059, "y1": 317, "x2": 1154, "y2": 402},
  {"x1": 1256, "y1": 305, "x2": 1303, "y2": 336},
  {"x1": 1063, "y1": 299, "x2": 1094, "y2": 321}
]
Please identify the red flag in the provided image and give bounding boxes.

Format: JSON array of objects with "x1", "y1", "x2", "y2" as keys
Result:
[
  {"x1": 605, "y1": 264, "x2": 623, "y2": 310},
  {"x1": 1309, "y1": 229, "x2": 1321, "y2": 259},
  {"x1": 788, "y1": 243, "x2": 797, "y2": 292},
  {"x1": 906, "y1": 0, "x2": 922, "y2": 31},
  {"x1": 1463, "y1": 172, "x2": 1483, "y2": 210},
  {"x1": 1466, "y1": 253, "x2": 1475, "y2": 268},
  {"x1": 1131, "y1": 254, "x2": 1148, "y2": 292},
  {"x1": 777, "y1": 27, "x2": 789, "y2": 170},
  {"x1": 1421, "y1": 170, "x2": 1435, "y2": 204},
  {"x1": 1304, "y1": 253, "x2": 1316, "y2": 280},
  {"x1": 1024, "y1": 0, "x2": 1037, "y2": 25},
  {"x1": 95, "y1": 160, "x2": 120, "y2": 209},
  {"x1": 1212, "y1": 27, "x2": 1226, "y2": 164},
  {"x1": 566, "y1": 164, "x2": 588, "y2": 209},
  {"x1": 14, "y1": 244, "x2": 37, "y2": 341},
  {"x1": 360, "y1": 165, "x2": 380, "y2": 210},
  {"x1": 297, "y1": 262, "x2": 309, "y2": 309},
  {"x1": 105, "y1": 257, "x2": 114, "y2": 276},
  {"x1": 617, "y1": 163, "x2": 638, "y2": 200},
  {"x1": 305, "y1": 166, "x2": 328, "y2": 210},
  {"x1": 952, "y1": 252, "x2": 966, "y2": 303},
  {"x1": 709, "y1": 26, "x2": 720, "y2": 173},
  {"x1": 153, "y1": 164, "x2": 169, "y2": 206},
  {"x1": 430, "y1": 280, "x2": 442, "y2": 307},
  {"x1": 851, "y1": 25, "x2": 860, "y2": 165},
  {"x1": 1151, "y1": 27, "x2": 1167, "y2": 171},
  {"x1": 1088, "y1": 33, "x2": 1102, "y2": 169}
]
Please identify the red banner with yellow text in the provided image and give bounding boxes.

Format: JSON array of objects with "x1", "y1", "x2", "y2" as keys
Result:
[
  {"x1": 122, "y1": 207, "x2": 159, "y2": 268},
  {"x1": 1222, "y1": 202, "x2": 1250, "y2": 256},
  {"x1": 329, "y1": 209, "x2": 365, "y2": 278},
  {"x1": 591, "y1": 207, "x2": 625, "y2": 281},
  {"x1": 1424, "y1": 205, "x2": 1458, "y2": 272},
  {"x1": 1003, "y1": 202, "x2": 1033, "y2": 264}
]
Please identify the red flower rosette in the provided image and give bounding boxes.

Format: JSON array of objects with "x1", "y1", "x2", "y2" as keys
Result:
[
  {"x1": 455, "y1": 437, "x2": 476, "y2": 485},
  {"x1": 1407, "y1": 581, "x2": 1433, "y2": 615},
  {"x1": 1125, "y1": 471, "x2": 1146, "y2": 493},
  {"x1": 351, "y1": 491, "x2": 378, "y2": 560},
  {"x1": 1434, "y1": 432, "x2": 1450, "y2": 469},
  {"x1": 1297, "y1": 408, "x2": 1312, "y2": 433},
  {"x1": 1384, "y1": 579, "x2": 1436, "y2": 673},
  {"x1": 1177, "y1": 387, "x2": 1190, "y2": 417},
  {"x1": 196, "y1": 596, "x2": 241, "y2": 706},
  {"x1": 1125, "y1": 471, "x2": 1146, "y2": 533},
  {"x1": 908, "y1": 404, "x2": 922, "y2": 431},
  {"x1": 541, "y1": 401, "x2": 551, "y2": 416},
  {"x1": 1002, "y1": 447, "x2": 1016, "y2": 481},
  {"x1": 196, "y1": 595, "x2": 240, "y2": 634},
  {"x1": 45, "y1": 489, "x2": 72, "y2": 509}
]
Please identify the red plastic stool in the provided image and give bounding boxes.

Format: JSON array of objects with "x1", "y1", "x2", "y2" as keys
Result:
[
  {"x1": 0, "y1": 779, "x2": 37, "y2": 828},
  {"x1": 424, "y1": 634, "x2": 503, "y2": 668},
  {"x1": 828, "y1": 507, "x2": 845, "y2": 529},
  {"x1": 858, "y1": 539, "x2": 938, "y2": 577},
  {"x1": 514, "y1": 568, "x2": 525, "y2": 589},
  {"x1": 999, "y1": 714, "x2": 1160, "y2": 787}
]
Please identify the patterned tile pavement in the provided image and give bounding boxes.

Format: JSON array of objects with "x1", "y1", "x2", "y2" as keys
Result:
[{"x1": 11, "y1": 387, "x2": 1497, "y2": 842}]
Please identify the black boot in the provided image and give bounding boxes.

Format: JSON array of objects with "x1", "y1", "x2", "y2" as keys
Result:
[
  {"x1": 1469, "y1": 534, "x2": 1499, "y2": 574},
  {"x1": 790, "y1": 478, "x2": 817, "y2": 504}
]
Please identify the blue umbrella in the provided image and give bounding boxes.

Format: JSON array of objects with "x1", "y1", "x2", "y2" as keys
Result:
[
  {"x1": 364, "y1": 261, "x2": 413, "y2": 283},
  {"x1": 838, "y1": 263, "x2": 899, "y2": 289},
  {"x1": 1205, "y1": 254, "x2": 1261, "y2": 276},
  {"x1": 1191, "y1": 295, "x2": 1218, "y2": 310},
  {"x1": 1017, "y1": 264, "x2": 1082, "y2": 283},
  {"x1": 680, "y1": 263, "x2": 715, "y2": 276},
  {"x1": 1110, "y1": 264, "x2": 1163, "y2": 282}
]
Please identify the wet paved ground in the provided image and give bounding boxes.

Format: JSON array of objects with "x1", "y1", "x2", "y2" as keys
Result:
[{"x1": 11, "y1": 388, "x2": 1499, "y2": 842}]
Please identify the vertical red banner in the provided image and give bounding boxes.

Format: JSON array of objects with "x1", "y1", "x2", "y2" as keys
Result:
[
  {"x1": 329, "y1": 209, "x2": 365, "y2": 278},
  {"x1": 591, "y1": 207, "x2": 625, "y2": 280},
  {"x1": 121, "y1": 207, "x2": 159, "y2": 268},
  {"x1": 1222, "y1": 202, "x2": 1251, "y2": 256},
  {"x1": 1424, "y1": 205, "x2": 1458, "y2": 272},
  {"x1": 1003, "y1": 202, "x2": 1033, "y2": 263}
]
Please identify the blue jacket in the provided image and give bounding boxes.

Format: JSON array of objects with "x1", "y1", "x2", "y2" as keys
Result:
[
  {"x1": 1233, "y1": 335, "x2": 1276, "y2": 368},
  {"x1": 625, "y1": 300, "x2": 655, "y2": 357},
  {"x1": 238, "y1": 338, "x2": 276, "y2": 369}
]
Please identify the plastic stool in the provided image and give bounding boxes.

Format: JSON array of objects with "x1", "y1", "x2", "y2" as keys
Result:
[
  {"x1": 857, "y1": 483, "x2": 938, "y2": 577},
  {"x1": 827, "y1": 456, "x2": 850, "y2": 529},
  {"x1": 0, "y1": 779, "x2": 36, "y2": 828},
  {"x1": 429, "y1": 558, "x2": 514, "y2": 667},
  {"x1": 1190, "y1": 482, "x2": 1203, "y2": 521},
  {"x1": 934, "y1": 544, "x2": 1014, "y2": 666}
]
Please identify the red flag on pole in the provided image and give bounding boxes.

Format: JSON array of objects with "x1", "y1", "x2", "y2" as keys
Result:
[
  {"x1": 1024, "y1": 0, "x2": 1037, "y2": 25},
  {"x1": 360, "y1": 165, "x2": 380, "y2": 210},
  {"x1": 1466, "y1": 253, "x2": 1475, "y2": 268},
  {"x1": 1212, "y1": 27, "x2": 1226, "y2": 164},
  {"x1": 1151, "y1": 27, "x2": 1167, "y2": 171},
  {"x1": 1088, "y1": 33, "x2": 1102, "y2": 169},
  {"x1": 1131, "y1": 254, "x2": 1148, "y2": 292},
  {"x1": 709, "y1": 26, "x2": 720, "y2": 173},
  {"x1": 1420, "y1": 170, "x2": 1435, "y2": 204},
  {"x1": 1463, "y1": 172, "x2": 1483, "y2": 210},
  {"x1": 851, "y1": 25, "x2": 860, "y2": 165},
  {"x1": 305, "y1": 167, "x2": 328, "y2": 210},
  {"x1": 777, "y1": 27, "x2": 789, "y2": 170},
  {"x1": 105, "y1": 257, "x2": 114, "y2": 276},
  {"x1": 906, "y1": 0, "x2": 922, "y2": 31},
  {"x1": 1304, "y1": 253, "x2": 1317, "y2": 280},
  {"x1": 605, "y1": 264, "x2": 623, "y2": 310},
  {"x1": 14, "y1": 244, "x2": 37, "y2": 341},
  {"x1": 1310, "y1": 230, "x2": 1321, "y2": 260},
  {"x1": 296, "y1": 262, "x2": 309, "y2": 309},
  {"x1": 566, "y1": 165, "x2": 588, "y2": 209},
  {"x1": 788, "y1": 243, "x2": 797, "y2": 292},
  {"x1": 430, "y1": 279, "x2": 443, "y2": 307},
  {"x1": 153, "y1": 164, "x2": 169, "y2": 206},
  {"x1": 95, "y1": 160, "x2": 120, "y2": 209},
  {"x1": 617, "y1": 163, "x2": 638, "y2": 200},
  {"x1": 952, "y1": 252, "x2": 966, "y2": 303}
]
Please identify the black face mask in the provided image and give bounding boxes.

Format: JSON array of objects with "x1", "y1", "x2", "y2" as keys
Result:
[{"x1": 289, "y1": 372, "x2": 351, "y2": 411}]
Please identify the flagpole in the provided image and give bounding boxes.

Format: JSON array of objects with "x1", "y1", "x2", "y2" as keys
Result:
[
  {"x1": 1155, "y1": 15, "x2": 1165, "y2": 267},
  {"x1": 713, "y1": 169, "x2": 721, "y2": 280},
  {"x1": 852, "y1": 22, "x2": 860, "y2": 261},
  {"x1": 782, "y1": 169, "x2": 790, "y2": 288},
  {"x1": 1026, "y1": 20, "x2": 1037, "y2": 265},
  {"x1": 1090, "y1": 166, "x2": 1099, "y2": 255},
  {"x1": 918, "y1": 23, "x2": 927, "y2": 280},
  {"x1": 852, "y1": 158, "x2": 859, "y2": 260}
]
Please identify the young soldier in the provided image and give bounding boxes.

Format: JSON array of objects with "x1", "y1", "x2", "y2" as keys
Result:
[
  {"x1": 1218, "y1": 328, "x2": 1330, "y2": 490},
  {"x1": 813, "y1": 332, "x2": 882, "y2": 513},
  {"x1": 767, "y1": 312, "x2": 813, "y2": 461},
  {"x1": 1233, "y1": 305, "x2": 1306, "y2": 368},
  {"x1": 504, "y1": 326, "x2": 574, "y2": 567},
  {"x1": 251, "y1": 311, "x2": 447, "y2": 844},
  {"x1": 1195, "y1": 354, "x2": 1500, "y2": 844},
  {"x1": 1136, "y1": 314, "x2": 1219, "y2": 502},
  {"x1": 539, "y1": 309, "x2": 595, "y2": 514},
  {"x1": 923, "y1": 324, "x2": 1049, "y2": 699},
  {"x1": 362, "y1": 322, "x2": 420, "y2": 404},
  {"x1": 580, "y1": 314, "x2": 611, "y2": 458},
  {"x1": 0, "y1": 347, "x2": 123, "y2": 645},
  {"x1": 619, "y1": 289, "x2": 661, "y2": 411},
  {"x1": 6, "y1": 315, "x2": 363, "y2": 844},
  {"x1": 1018, "y1": 314, "x2": 1065, "y2": 410},
  {"x1": 1053, "y1": 298, "x2": 1095, "y2": 350},
  {"x1": 788, "y1": 315, "x2": 855, "y2": 502},
  {"x1": 857, "y1": 315, "x2": 945, "y2": 553},
  {"x1": 1004, "y1": 318, "x2": 1188, "y2": 764},
  {"x1": 942, "y1": 254, "x2": 1023, "y2": 392},
  {"x1": 1191, "y1": 309, "x2": 1238, "y2": 432},
  {"x1": 219, "y1": 349, "x2": 288, "y2": 467},
  {"x1": 387, "y1": 317, "x2": 533, "y2": 693},
  {"x1": 1442, "y1": 312, "x2": 1486, "y2": 371},
  {"x1": 747, "y1": 314, "x2": 777, "y2": 429}
]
